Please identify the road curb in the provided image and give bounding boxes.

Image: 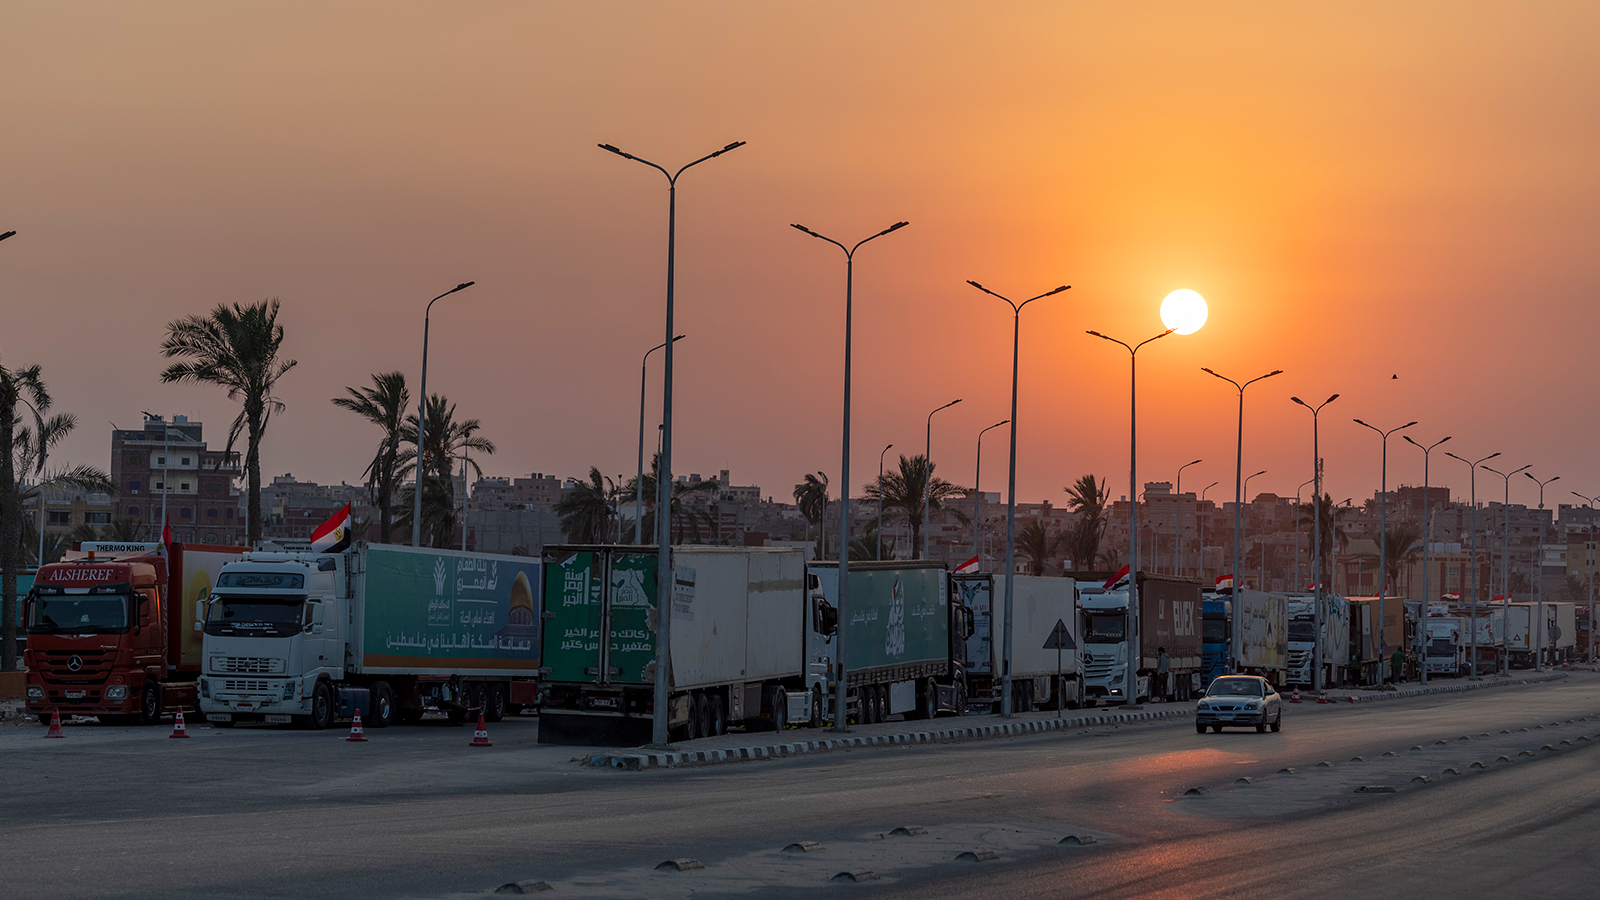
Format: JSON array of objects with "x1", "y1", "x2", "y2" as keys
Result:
[
  {"x1": 590, "y1": 709, "x2": 1191, "y2": 771},
  {"x1": 1336, "y1": 672, "x2": 1568, "y2": 704}
]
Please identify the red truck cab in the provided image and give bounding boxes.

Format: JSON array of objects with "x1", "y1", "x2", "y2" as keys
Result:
[{"x1": 23, "y1": 552, "x2": 179, "y2": 724}]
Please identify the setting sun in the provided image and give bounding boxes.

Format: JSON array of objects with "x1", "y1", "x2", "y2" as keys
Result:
[{"x1": 1160, "y1": 289, "x2": 1209, "y2": 335}]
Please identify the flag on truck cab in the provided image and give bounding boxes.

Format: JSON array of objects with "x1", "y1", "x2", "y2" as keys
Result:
[
  {"x1": 1214, "y1": 574, "x2": 1233, "y2": 591},
  {"x1": 954, "y1": 555, "x2": 979, "y2": 574},
  {"x1": 1104, "y1": 565, "x2": 1130, "y2": 591},
  {"x1": 311, "y1": 504, "x2": 353, "y2": 553}
]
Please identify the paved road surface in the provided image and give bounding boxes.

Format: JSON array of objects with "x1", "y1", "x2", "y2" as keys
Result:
[{"x1": 4, "y1": 674, "x2": 1598, "y2": 899}]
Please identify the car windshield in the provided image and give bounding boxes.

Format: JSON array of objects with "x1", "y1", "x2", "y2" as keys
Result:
[
  {"x1": 1207, "y1": 677, "x2": 1264, "y2": 697},
  {"x1": 1289, "y1": 621, "x2": 1316, "y2": 642},
  {"x1": 204, "y1": 595, "x2": 305, "y2": 638},
  {"x1": 27, "y1": 592, "x2": 129, "y2": 633},
  {"x1": 1082, "y1": 612, "x2": 1126, "y2": 642}
]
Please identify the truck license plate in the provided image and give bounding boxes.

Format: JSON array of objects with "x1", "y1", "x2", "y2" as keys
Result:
[
  {"x1": 264, "y1": 715, "x2": 292, "y2": 724},
  {"x1": 206, "y1": 714, "x2": 232, "y2": 722},
  {"x1": 64, "y1": 691, "x2": 86, "y2": 699},
  {"x1": 234, "y1": 703, "x2": 255, "y2": 711}
]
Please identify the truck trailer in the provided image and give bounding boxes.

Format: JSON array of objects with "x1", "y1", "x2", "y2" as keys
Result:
[
  {"x1": 953, "y1": 573, "x2": 1082, "y2": 712},
  {"x1": 810, "y1": 560, "x2": 971, "y2": 724},
  {"x1": 1233, "y1": 589, "x2": 1288, "y2": 680},
  {"x1": 538, "y1": 545, "x2": 826, "y2": 745},
  {"x1": 1076, "y1": 572, "x2": 1203, "y2": 704},
  {"x1": 24, "y1": 542, "x2": 246, "y2": 724},
  {"x1": 1286, "y1": 593, "x2": 1351, "y2": 687},
  {"x1": 198, "y1": 543, "x2": 543, "y2": 729}
]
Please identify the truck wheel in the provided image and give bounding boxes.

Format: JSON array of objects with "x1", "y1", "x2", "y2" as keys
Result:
[
  {"x1": 809, "y1": 685, "x2": 823, "y2": 728},
  {"x1": 710, "y1": 694, "x2": 726, "y2": 735},
  {"x1": 771, "y1": 688, "x2": 788, "y2": 731},
  {"x1": 861, "y1": 687, "x2": 877, "y2": 724},
  {"x1": 919, "y1": 678, "x2": 937, "y2": 720},
  {"x1": 137, "y1": 683, "x2": 161, "y2": 725},
  {"x1": 484, "y1": 684, "x2": 506, "y2": 723},
  {"x1": 301, "y1": 682, "x2": 334, "y2": 730},
  {"x1": 370, "y1": 682, "x2": 395, "y2": 728},
  {"x1": 690, "y1": 692, "x2": 709, "y2": 739},
  {"x1": 873, "y1": 685, "x2": 887, "y2": 723},
  {"x1": 952, "y1": 682, "x2": 967, "y2": 717}
]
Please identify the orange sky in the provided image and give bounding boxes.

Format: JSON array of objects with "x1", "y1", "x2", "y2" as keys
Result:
[{"x1": 3, "y1": 2, "x2": 1598, "y2": 511}]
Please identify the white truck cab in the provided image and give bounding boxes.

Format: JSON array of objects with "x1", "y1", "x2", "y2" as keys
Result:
[
  {"x1": 1079, "y1": 585, "x2": 1138, "y2": 704},
  {"x1": 197, "y1": 553, "x2": 347, "y2": 728}
]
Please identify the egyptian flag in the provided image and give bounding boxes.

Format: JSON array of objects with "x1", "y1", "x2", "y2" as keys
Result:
[
  {"x1": 1104, "y1": 565, "x2": 1131, "y2": 591},
  {"x1": 1215, "y1": 574, "x2": 1234, "y2": 591},
  {"x1": 311, "y1": 504, "x2": 353, "y2": 553},
  {"x1": 160, "y1": 518, "x2": 172, "y2": 557},
  {"x1": 954, "y1": 555, "x2": 980, "y2": 575}
]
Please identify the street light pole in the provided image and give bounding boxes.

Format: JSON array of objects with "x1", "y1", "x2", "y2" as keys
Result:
[
  {"x1": 972, "y1": 281, "x2": 1071, "y2": 716},
  {"x1": 1524, "y1": 472, "x2": 1560, "y2": 671},
  {"x1": 411, "y1": 282, "x2": 476, "y2": 548},
  {"x1": 1482, "y1": 463, "x2": 1527, "y2": 676},
  {"x1": 974, "y1": 422, "x2": 1007, "y2": 569},
  {"x1": 922, "y1": 399, "x2": 962, "y2": 561},
  {"x1": 1568, "y1": 493, "x2": 1593, "y2": 662},
  {"x1": 1354, "y1": 419, "x2": 1416, "y2": 661},
  {"x1": 1291, "y1": 394, "x2": 1339, "y2": 694},
  {"x1": 1244, "y1": 470, "x2": 1267, "y2": 588},
  {"x1": 1205, "y1": 368, "x2": 1283, "y2": 672},
  {"x1": 1175, "y1": 459, "x2": 1202, "y2": 576},
  {"x1": 793, "y1": 219, "x2": 909, "y2": 732},
  {"x1": 878, "y1": 443, "x2": 893, "y2": 559},
  {"x1": 1090, "y1": 326, "x2": 1173, "y2": 699},
  {"x1": 604, "y1": 139, "x2": 745, "y2": 747},
  {"x1": 1445, "y1": 450, "x2": 1501, "y2": 679},
  {"x1": 1294, "y1": 477, "x2": 1314, "y2": 591},
  {"x1": 1404, "y1": 435, "x2": 1453, "y2": 685},
  {"x1": 636, "y1": 335, "x2": 686, "y2": 544},
  {"x1": 1199, "y1": 481, "x2": 1220, "y2": 580}
]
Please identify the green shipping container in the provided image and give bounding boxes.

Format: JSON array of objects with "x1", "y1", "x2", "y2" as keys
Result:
[{"x1": 540, "y1": 547, "x2": 661, "y2": 685}]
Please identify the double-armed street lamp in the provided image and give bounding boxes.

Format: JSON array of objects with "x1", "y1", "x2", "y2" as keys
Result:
[
  {"x1": 603, "y1": 139, "x2": 746, "y2": 747},
  {"x1": 411, "y1": 281, "x2": 476, "y2": 548},
  {"x1": 1354, "y1": 419, "x2": 1416, "y2": 658},
  {"x1": 1204, "y1": 367, "x2": 1283, "y2": 670},
  {"x1": 1524, "y1": 471, "x2": 1560, "y2": 670},
  {"x1": 1404, "y1": 434, "x2": 1453, "y2": 684},
  {"x1": 793, "y1": 219, "x2": 908, "y2": 732},
  {"x1": 1290, "y1": 394, "x2": 1339, "y2": 694},
  {"x1": 1445, "y1": 450, "x2": 1501, "y2": 679},
  {"x1": 1294, "y1": 477, "x2": 1315, "y2": 591},
  {"x1": 878, "y1": 443, "x2": 894, "y2": 559},
  {"x1": 922, "y1": 399, "x2": 962, "y2": 560},
  {"x1": 1088, "y1": 326, "x2": 1173, "y2": 698},
  {"x1": 1174, "y1": 459, "x2": 1202, "y2": 576},
  {"x1": 974, "y1": 421, "x2": 1008, "y2": 569},
  {"x1": 636, "y1": 335, "x2": 687, "y2": 543},
  {"x1": 1482, "y1": 463, "x2": 1529, "y2": 676},
  {"x1": 972, "y1": 281, "x2": 1071, "y2": 716},
  {"x1": 1572, "y1": 492, "x2": 1598, "y2": 665}
]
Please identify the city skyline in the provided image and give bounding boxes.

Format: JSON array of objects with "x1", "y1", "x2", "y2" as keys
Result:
[{"x1": 4, "y1": 4, "x2": 1598, "y2": 515}]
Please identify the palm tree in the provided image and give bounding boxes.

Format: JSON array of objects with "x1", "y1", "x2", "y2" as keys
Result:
[
  {"x1": 628, "y1": 455, "x2": 720, "y2": 544},
  {"x1": 395, "y1": 394, "x2": 495, "y2": 548},
  {"x1": 793, "y1": 472, "x2": 829, "y2": 556},
  {"x1": 1062, "y1": 474, "x2": 1110, "y2": 571},
  {"x1": 1379, "y1": 523, "x2": 1422, "y2": 593},
  {"x1": 556, "y1": 468, "x2": 616, "y2": 543},
  {"x1": 160, "y1": 299, "x2": 298, "y2": 545},
  {"x1": 0, "y1": 357, "x2": 47, "y2": 670},
  {"x1": 107, "y1": 517, "x2": 146, "y2": 542},
  {"x1": 1017, "y1": 519, "x2": 1061, "y2": 576},
  {"x1": 849, "y1": 521, "x2": 895, "y2": 561},
  {"x1": 331, "y1": 372, "x2": 409, "y2": 543},
  {"x1": 861, "y1": 455, "x2": 969, "y2": 560}
]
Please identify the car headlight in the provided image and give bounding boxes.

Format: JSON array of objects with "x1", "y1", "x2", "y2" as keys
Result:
[
  {"x1": 1197, "y1": 701, "x2": 1210, "y2": 710},
  {"x1": 105, "y1": 686, "x2": 128, "y2": 701},
  {"x1": 1245, "y1": 700, "x2": 1261, "y2": 709},
  {"x1": 26, "y1": 685, "x2": 43, "y2": 699}
]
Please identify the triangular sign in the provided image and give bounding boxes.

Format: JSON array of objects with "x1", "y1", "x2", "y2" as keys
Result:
[{"x1": 1043, "y1": 618, "x2": 1076, "y2": 650}]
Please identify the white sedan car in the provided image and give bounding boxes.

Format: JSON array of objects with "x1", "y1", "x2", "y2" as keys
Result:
[{"x1": 1195, "y1": 675, "x2": 1282, "y2": 733}]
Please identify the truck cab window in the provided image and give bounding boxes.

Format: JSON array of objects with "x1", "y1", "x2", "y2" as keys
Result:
[
  {"x1": 27, "y1": 591, "x2": 132, "y2": 633},
  {"x1": 1082, "y1": 613, "x2": 1126, "y2": 643},
  {"x1": 204, "y1": 595, "x2": 305, "y2": 638}
]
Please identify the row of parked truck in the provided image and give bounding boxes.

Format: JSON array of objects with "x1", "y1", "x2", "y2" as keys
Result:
[{"x1": 33, "y1": 541, "x2": 1574, "y2": 741}]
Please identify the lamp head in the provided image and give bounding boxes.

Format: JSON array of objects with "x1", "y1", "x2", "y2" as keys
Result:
[
  {"x1": 0, "y1": 230, "x2": 15, "y2": 241},
  {"x1": 598, "y1": 143, "x2": 634, "y2": 160},
  {"x1": 454, "y1": 282, "x2": 474, "y2": 292},
  {"x1": 1291, "y1": 396, "x2": 1307, "y2": 408},
  {"x1": 712, "y1": 141, "x2": 747, "y2": 156},
  {"x1": 672, "y1": 334, "x2": 687, "y2": 342},
  {"x1": 1045, "y1": 285, "x2": 1071, "y2": 296}
]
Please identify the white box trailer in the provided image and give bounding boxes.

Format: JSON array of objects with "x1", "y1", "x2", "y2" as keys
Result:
[
  {"x1": 1235, "y1": 590, "x2": 1288, "y2": 678},
  {"x1": 953, "y1": 574, "x2": 1082, "y2": 712}
]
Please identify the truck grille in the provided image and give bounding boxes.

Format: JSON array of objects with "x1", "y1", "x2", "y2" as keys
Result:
[
  {"x1": 212, "y1": 657, "x2": 285, "y2": 674},
  {"x1": 34, "y1": 649, "x2": 114, "y2": 683},
  {"x1": 1085, "y1": 656, "x2": 1116, "y2": 679},
  {"x1": 221, "y1": 679, "x2": 274, "y2": 693}
]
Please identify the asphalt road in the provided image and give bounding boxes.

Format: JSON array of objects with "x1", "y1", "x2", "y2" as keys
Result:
[{"x1": 4, "y1": 674, "x2": 1598, "y2": 899}]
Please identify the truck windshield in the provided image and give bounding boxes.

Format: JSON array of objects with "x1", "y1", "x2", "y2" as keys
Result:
[
  {"x1": 1289, "y1": 621, "x2": 1316, "y2": 642},
  {"x1": 1083, "y1": 613, "x2": 1126, "y2": 643},
  {"x1": 26, "y1": 592, "x2": 129, "y2": 633},
  {"x1": 1427, "y1": 638, "x2": 1456, "y2": 655},
  {"x1": 1203, "y1": 620, "x2": 1227, "y2": 643},
  {"x1": 204, "y1": 595, "x2": 304, "y2": 638}
]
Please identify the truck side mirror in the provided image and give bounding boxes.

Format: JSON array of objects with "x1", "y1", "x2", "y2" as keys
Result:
[
  {"x1": 815, "y1": 599, "x2": 837, "y2": 636},
  {"x1": 962, "y1": 608, "x2": 975, "y2": 639}
]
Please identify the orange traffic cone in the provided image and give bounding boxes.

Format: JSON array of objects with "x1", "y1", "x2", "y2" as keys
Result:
[
  {"x1": 43, "y1": 708, "x2": 64, "y2": 738},
  {"x1": 346, "y1": 710, "x2": 368, "y2": 742},
  {"x1": 1290, "y1": 688, "x2": 1302, "y2": 704},
  {"x1": 1317, "y1": 687, "x2": 1329, "y2": 704},
  {"x1": 170, "y1": 709, "x2": 190, "y2": 738},
  {"x1": 469, "y1": 710, "x2": 491, "y2": 747}
]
